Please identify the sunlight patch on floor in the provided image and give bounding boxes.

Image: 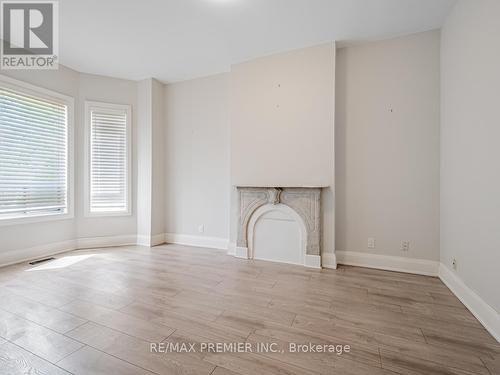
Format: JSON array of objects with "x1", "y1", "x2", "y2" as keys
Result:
[{"x1": 26, "y1": 254, "x2": 96, "y2": 271}]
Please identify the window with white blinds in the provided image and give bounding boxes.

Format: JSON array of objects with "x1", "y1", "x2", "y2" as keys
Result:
[
  {"x1": 0, "y1": 83, "x2": 71, "y2": 222},
  {"x1": 86, "y1": 102, "x2": 130, "y2": 215}
]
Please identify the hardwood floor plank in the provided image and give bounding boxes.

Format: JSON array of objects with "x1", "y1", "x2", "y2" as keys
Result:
[
  {"x1": 66, "y1": 322, "x2": 215, "y2": 375},
  {"x1": 57, "y1": 345, "x2": 156, "y2": 375},
  {"x1": 0, "y1": 309, "x2": 83, "y2": 363},
  {"x1": 0, "y1": 280, "x2": 76, "y2": 308},
  {"x1": 215, "y1": 309, "x2": 296, "y2": 332},
  {"x1": 212, "y1": 366, "x2": 243, "y2": 375},
  {"x1": 246, "y1": 332, "x2": 346, "y2": 375},
  {"x1": 121, "y1": 302, "x2": 250, "y2": 342},
  {"x1": 0, "y1": 288, "x2": 87, "y2": 334},
  {"x1": 293, "y1": 313, "x2": 427, "y2": 344},
  {"x1": 131, "y1": 297, "x2": 224, "y2": 322},
  {"x1": 480, "y1": 354, "x2": 500, "y2": 375},
  {"x1": 172, "y1": 289, "x2": 272, "y2": 310},
  {"x1": 60, "y1": 299, "x2": 176, "y2": 342},
  {"x1": 252, "y1": 322, "x2": 381, "y2": 368},
  {"x1": 380, "y1": 348, "x2": 486, "y2": 375},
  {"x1": 421, "y1": 327, "x2": 500, "y2": 357},
  {"x1": 33, "y1": 276, "x2": 136, "y2": 310},
  {"x1": 204, "y1": 351, "x2": 318, "y2": 375},
  {"x1": 0, "y1": 341, "x2": 71, "y2": 375}
]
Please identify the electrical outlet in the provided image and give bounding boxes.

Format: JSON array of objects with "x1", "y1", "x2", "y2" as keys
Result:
[
  {"x1": 368, "y1": 237, "x2": 375, "y2": 249},
  {"x1": 198, "y1": 224, "x2": 204, "y2": 234},
  {"x1": 452, "y1": 258, "x2": 457, "y2": 270},
  {"x1": 401, "y1": 241, "x2": 410, "y2": 251}
]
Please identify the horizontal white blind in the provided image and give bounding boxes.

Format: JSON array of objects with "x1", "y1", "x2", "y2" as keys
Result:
[
  {"x1": 0, "y1": 87, "x2": 68, "y2": 219},
  {"x1": 90, "y1": 108, "x2": 128, "y2": 212}
]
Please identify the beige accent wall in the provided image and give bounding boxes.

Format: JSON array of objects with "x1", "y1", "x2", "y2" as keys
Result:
[
  {"x1": 230, "y1": 43, "x2": 335, "y2": 187},
  {"x1": 335, "y1": 30, "x2": 440, "y2": 260},
  {"x1": 440, "y1": 0, "x2": 500, "y2": 312}
]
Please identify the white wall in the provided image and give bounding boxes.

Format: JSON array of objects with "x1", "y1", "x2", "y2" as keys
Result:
[
  {"x1": 164, "y1": 74, "x2": 230, "y2": 240},
  {"x1": 151, "y1": 79, "x2": 165, "y2": 237},
  {"x1": 136, "y1": 79, "x2": 153, "y2": 241},
  {"x1": 137, "y1": 78, "x2": 166, "y2": 245},
  {"x1": 335, "y1": 30, "x2": 440, "y2": 261},
  {"x1": 230, "y1": 43, "x2": 335, "y2": 187},
  {"x1": 440, "y1": 0, "x2": 500, "y2": 312}
]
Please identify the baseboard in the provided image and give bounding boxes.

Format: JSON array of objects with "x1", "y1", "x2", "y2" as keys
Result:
[
  {"x1": 136, "y1": 233, "x2": 166, "y2": 247},
  {"x1": 151, "y1": 233, "x2": 166, "y2": 246},
  {"x1": 438, "y1": 264, "x2": 500, "y2": 343},
  {"x1": 76, "y1": 234, "x2": 137, "y2": 249},
  {"x1": 164, "y1": 233, "x2": 228, "y2": 250},
  {"x1": 227, "y1": 242, "x2": 236, "y2": 256},
  {"x1": 0, "y1": 239, "x2": 77, "y2": 268},
  {"x1": 336, "y1": 251, "x2": 439, "y2": 276},
  {"x1": 234, "y1": 246, "x2": 248, "y2": 258},
  {"x1": 322, "y1": 252, "x2": 337, "y2": 269},
  {"x1": 136, "y1": 235, "x2": 150, "y2": 247},
  {"x1": 304, "y1": 254, "x2": 321, "y2": 269}
]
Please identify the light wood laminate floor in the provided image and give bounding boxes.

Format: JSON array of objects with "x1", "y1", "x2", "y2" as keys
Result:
[{"x1": 0, "y1": 244, "x2": 498, "y2": 375}]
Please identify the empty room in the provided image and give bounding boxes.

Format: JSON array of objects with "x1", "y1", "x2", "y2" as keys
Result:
[{"x1": 0, "y1": 0, "x2": 499, "y2": 374}]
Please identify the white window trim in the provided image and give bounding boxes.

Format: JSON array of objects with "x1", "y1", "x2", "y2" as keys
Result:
[
  {"x1": 0, "y1": 74, "x2": 75, "y2": 227},
  {"x1": 84, "y1": 100, "x2": 132, "y2": 217}
]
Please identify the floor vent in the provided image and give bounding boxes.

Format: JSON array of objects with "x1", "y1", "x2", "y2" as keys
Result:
[{"x1": 29, "y1": 257, "x2": 55, "y2": 265}]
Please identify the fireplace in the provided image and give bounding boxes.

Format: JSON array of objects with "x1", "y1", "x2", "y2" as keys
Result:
[{"x1": 234, "y1": 187, "x2": 322, "y2": 268}]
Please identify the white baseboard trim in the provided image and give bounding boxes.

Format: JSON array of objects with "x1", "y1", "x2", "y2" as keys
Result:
[
  {"x1": 227, "y1": 242, "x2": 236, "y2": 256},
  {"x1": 151, "y1": 233, "x2": 166, "y2": 246},
  {"x1": 305, "y1": 254, "x2": 321, "y2": 269},
  {"x1": 234, "y1": 246, "x2": 248, "y2": 258},
  {"x1": 76, "y1": 234, "x2": 137, "y2": 249},
  {"x1": 136, "y1": 235, "x2": 150, "y2": 247},
  {"x1": 438, "y1": 264, "x2": 500, "y2": 343},
  {"x1": 0, "y1": 239, "x2": 77, "y2": 268},
  {"x1": 322, "y1": 252, "x2": 337, "y2": 269},
  {"x1": 164, "y1": 233, "x2": 228, "y2": 250},
  {"x1": 336, "y1": 251, "x2": 439, "y2": 276},
  {"x1": 136, "y1": 233, "x2": 166, "y2": 247}
]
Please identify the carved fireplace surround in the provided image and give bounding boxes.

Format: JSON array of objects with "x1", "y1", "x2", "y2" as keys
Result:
[{"x1": 235, "y1": 186, "x2": 322, "y2": 268}]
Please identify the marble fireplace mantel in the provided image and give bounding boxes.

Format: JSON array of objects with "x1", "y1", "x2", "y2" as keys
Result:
[{"x1": 234, "y1": 186, "x2": 323, "y2": 268}]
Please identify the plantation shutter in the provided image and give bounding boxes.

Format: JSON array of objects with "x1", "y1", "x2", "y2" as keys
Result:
[
  {"x1": 0, "y1": 87, "x2": 68, "y2": 219},
  {"x1": 90, "y1": 107, "x2": 128, "y2": 213}
]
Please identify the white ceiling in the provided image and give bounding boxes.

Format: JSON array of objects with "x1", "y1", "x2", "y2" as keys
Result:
[{"x1": 60, "y1": 0, "x2": 455, "y2": 83}]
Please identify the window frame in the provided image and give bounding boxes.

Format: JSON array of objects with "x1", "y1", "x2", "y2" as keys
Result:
[
  {"x1": 0, "y1": 74, "x2": 75, "y2": 226},
  {"x1": 84, "y1": 100, "x2": 132, "y2": 217}
]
